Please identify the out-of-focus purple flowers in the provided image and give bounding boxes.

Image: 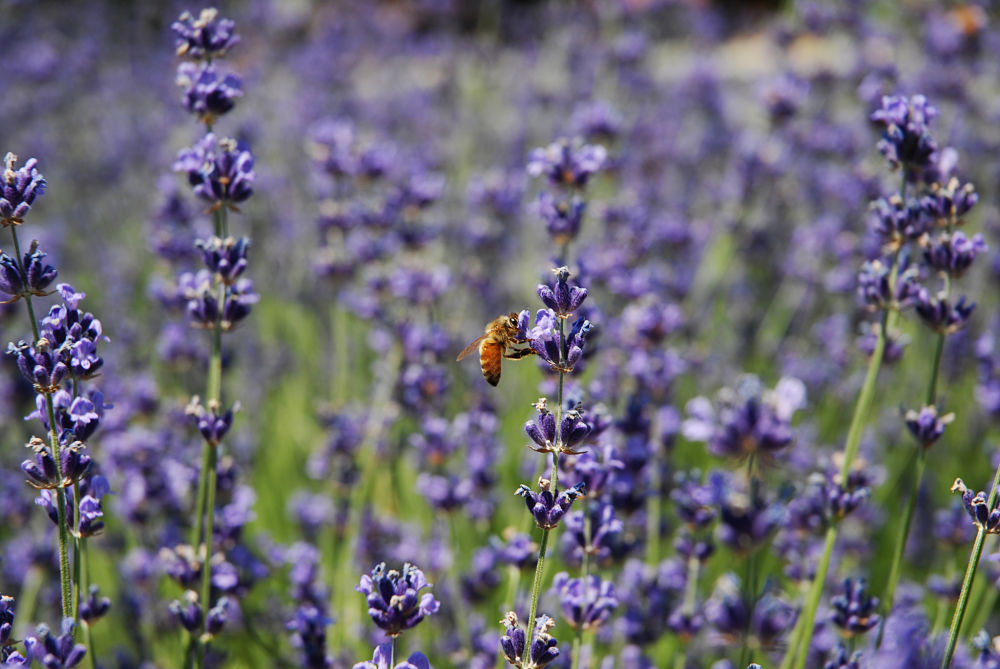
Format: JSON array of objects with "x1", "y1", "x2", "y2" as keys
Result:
[
  {"x1": 552, "y1": 572, "x2": 618, "y2": 631},
  {"x1": 904, "y1": 405, "x2": 954, "y2": 449},
  {"x1": 353, "y1": 643, "x2": 433, "y2": 669},
  {"x1": 683, "y1": 376, "x2": 803, "y2": 464},
  {"x1": 527, "y1": 139, "x2": 607, "y2": 188},
  {"x1": 355, "y1": 562, "x2": 440, "y2": 638},
  {"x1": 830, "y1": 578, "x2": 879, "y2": 637},
  {"x1": 23, "y1": 619, "x2": 87, "y2": 669},
  {"x1": 288, "y1": 605, "x2": 333, "y2": 669}
]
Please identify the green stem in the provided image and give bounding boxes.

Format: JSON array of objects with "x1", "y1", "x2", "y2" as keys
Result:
[
  {"x1": 195, "y1": 208, "x2": 227, "y2": 669},
  {"x1": 940, "y1": 456, "x2": 1000, "y2": 668},
  {"x1": 391, "y1": 637, "x2": 397, "y2": 667},
  {"x1": 524, "y1": 528, "x2": 551, "y2": 646},
  {"x1": 72, "y1": 480, "x2": 82, "y2": 624},
  {"x1": 878, "y1": 446, "x2": 927, "y2": 648},
  {"x1": 572, "y1": 633, "x2": 583, "y2": 669},
  {"x1": 878, "y1": 324, "x2": 946, "y2": 648},
  {"x1": 789, "y1": 525, "x2": 836, "y2": 669},
  {"x1": 80, "y1": 540, "x2": 98, "y2": 669}
]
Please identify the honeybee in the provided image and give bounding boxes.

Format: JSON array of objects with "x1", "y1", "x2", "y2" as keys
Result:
[{"x1": 456, "y1": 312, "x2": 535, "y2": 386}]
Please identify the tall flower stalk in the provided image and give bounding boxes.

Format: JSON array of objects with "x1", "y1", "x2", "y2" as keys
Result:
[
  {"x1": 167, "y1": 8, "x2": 256, "y2": 668},
  {"x1": 783, "y1": 94, "x2": 947, "y2": 669}
]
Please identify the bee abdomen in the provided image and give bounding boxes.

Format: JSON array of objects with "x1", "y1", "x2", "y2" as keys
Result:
[{"x1": 480, "y1": 341, "x2": 502, "y2": 386}]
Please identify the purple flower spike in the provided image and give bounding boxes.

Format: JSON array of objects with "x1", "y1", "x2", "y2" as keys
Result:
[
  {"x1": 563, "y1": 501, "x2": 624, "y2": 567},
  {"x1": 23, "y1": 618, "x2": 86, "y2": 669},
  {"x1": 904, "y1": 405, "x2": 954, "y2": 449},
  {"x1": 516, "y1": 480, "x2": 586, "y2": 530},
  {"x1": 0, "y1": 153, "x2": 45, "y2": 227},
  {"x1": 355, "y1": 562, "x2": 440, "y2": 638},
  {"x1": 952, "y1": 478, "x2": 1000, "y2": 533},
  {"x1": 22, "y1": 437, "x2": 59, "y2": 489},
  {"x1": 870, "y1": 195, "x2": 926, "y2": 251},
  {"x1": 499, "y1": 611, "x2": 560, "y2": 669},
  {"x1": 172, "y1": 8, "x2": 240, "y2": 60},
  {"x1": 552, "y1": 573, "x2": 619, "y2": 631}
]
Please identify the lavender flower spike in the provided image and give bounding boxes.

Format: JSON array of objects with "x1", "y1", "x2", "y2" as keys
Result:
[
  {"x1": 355, "y1": 562, "x2": 440, "y2": 637},
  {"x1": 552, "y1": 573, "x2": 619, "y2": 631},
  {"x1": 23, "y1": 618, "x2": 87, "y2": 668},
  {"x1": 537, "y1": 267, "x2": 587, "y2": 319}
]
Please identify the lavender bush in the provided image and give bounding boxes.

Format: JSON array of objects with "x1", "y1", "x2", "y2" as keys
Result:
[{"x1": 4, "y1": 2, "x2": 1000, "y2": 669}]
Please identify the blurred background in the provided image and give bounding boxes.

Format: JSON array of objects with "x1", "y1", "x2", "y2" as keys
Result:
[{"x1": 1, "y1": 0, "x2": 1000, "y2": 667}]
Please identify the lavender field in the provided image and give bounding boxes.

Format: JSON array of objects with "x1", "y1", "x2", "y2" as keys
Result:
[{"x1": 3, "y1": 1, "x2": 1000, "y2": 668}]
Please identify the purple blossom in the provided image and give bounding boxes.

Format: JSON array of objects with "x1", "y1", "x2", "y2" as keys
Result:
[
  {"x1": 904, "y1": 405, "x2": 954, "y2": 449},
  {"x1": 914, "y1": 287, "x2": 975, "y2": 333},
  {"x1": 0, "y1": 153, "x2": 45, "y2": 226},
  {"x1": 830, "y1": 578, "x2": 880, "y2": 637},
  {"x1": 176, "y1": 62, "x2": 242, "y2": 122},
  {"x1": 353, "y1": 642, "x2": 432, "y2": 669},
  {"x1": 174, "y1": 134, "x2": 255, "y2": 208},
  {"x1": 952, "y1": 478, "x2": 1000, "y2": 533},
  {"x1": 355, "y1": 563, "x2": 440, "y2": 637},
  {"x1": 921, "y1": 177, "x2": 978, "y2": 227},
  {"x1": 23, "y1": 619, "x2": 86, "y2": 668},
  {"x1": 196, "y1": 236, "x2": 251, "y2": 283},
  {"x1": 870, "y1": 95, "x2": 938, "y2": 171},
  {"x1": 499, "y1": 612, "x2": 560, "y2": 669},
  {"x1": 537, "y1": 192, "x2": 586, "y2": 244},
  {"x1": 552, "y1": 573, "x2": 618, "y2": 631},
  {"x1": 527, "y1": 138, "x2": 607, "y2": 188},
  {"x1": 288, "y1": 605, "x2": 333, "y2": 669},
  {"x1": 536, "y1": 267, "x2": 587, "y2": 319},
  {"x1": 172, "y1": 8, "x2": 240, "y2": 59},
  {"x1": 922, "y1": 231, "x2": 987, "y2": 278},
  {"x1": 516, "y1": 480, "x2": 586, "y2": 530}
]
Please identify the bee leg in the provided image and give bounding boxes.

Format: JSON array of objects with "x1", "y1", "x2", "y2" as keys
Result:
[{"x1": 503, "y1": 349, "x2": 536, "y2": 361}]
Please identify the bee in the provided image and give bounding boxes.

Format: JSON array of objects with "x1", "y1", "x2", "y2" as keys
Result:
[{"x1": 456, "y1": 312, "x2": 535, "y2": 386}]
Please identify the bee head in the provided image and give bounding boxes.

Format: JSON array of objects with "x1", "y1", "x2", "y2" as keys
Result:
[{"x1": 507, "y1": 313, "x2": 519, "y2": 328}]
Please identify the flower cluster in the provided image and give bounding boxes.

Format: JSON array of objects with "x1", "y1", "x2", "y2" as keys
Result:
[{"x1": 355, "y1": 562, "x2": 441, "y2": 638}]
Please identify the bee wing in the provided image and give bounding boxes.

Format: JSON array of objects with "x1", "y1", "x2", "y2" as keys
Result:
[{"x1": 456, "y1": 334, "x2": 488, "y2": 361}]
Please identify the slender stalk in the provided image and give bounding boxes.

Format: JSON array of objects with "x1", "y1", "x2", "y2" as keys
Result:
[
  {"x1": 573, "y1": 498, "x2": 592, "y2": 669},
  {"x1": 940, "y1": 456, "x2": 1000, "y2": 668},
  {"x1": 789, "y1": 525, "x2": 837, "y2": 669},
  {"x1": 80, "y1": 539, "x2": 98, "y2": 669},
  {"x1": 877, "y1": 319, "x2": 947, "y2": 650},
  {"x1": 524, "y1": 528, "x2": 552, "y2": 645},
  {"x1": 72, "y1": 479, "x2": 82, "y2": 624},
  {"x1": 391, "y1": 637, "x2": 397, "y2": 666},
  {"x1": 195, "y1": 207, "x2": 227, "y2": 669}
]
